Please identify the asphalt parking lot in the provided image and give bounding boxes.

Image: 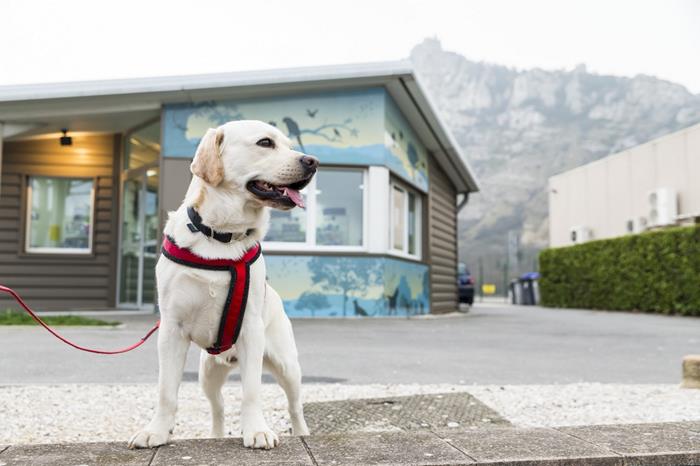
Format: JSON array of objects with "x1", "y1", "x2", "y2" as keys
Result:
[{"x1": 1, "y1": 303, "x2": 698, "y2": 385}]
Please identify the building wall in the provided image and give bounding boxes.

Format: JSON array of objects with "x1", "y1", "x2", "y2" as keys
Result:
[
  {"x1": 158, "y1": 88, "x2": 461, "y2": 315},
  {"x1": 0, "y1": 134, "x2": 120, "y2": 311},
  {"x1": 427, "y1": 157, "x2": 458, "y2": 313},
  {"x1": 549, "y1": 123, "x2": 700, "y2": 247}
]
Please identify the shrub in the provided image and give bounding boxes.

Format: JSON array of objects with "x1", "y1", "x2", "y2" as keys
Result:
[
  {"x1": 539, "y1": 225, "x2": 700, "y2": 315},
  {"x1": 0, "y1": 309, "x2": 120, "y2": 326}
]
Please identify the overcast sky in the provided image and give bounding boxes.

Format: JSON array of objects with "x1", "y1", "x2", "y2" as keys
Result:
[{"x1": 3, "y1": 0, "x2": 699, "y2": 93}]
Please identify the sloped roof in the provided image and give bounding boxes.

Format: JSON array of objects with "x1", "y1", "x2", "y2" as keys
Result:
[{"x1": 0, "y1": 61, "x2": 478, "y2": 193}]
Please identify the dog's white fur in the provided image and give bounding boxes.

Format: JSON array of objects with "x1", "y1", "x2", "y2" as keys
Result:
[{"x1": 128, "y1": 120, "x2": 315, "y2": 450}]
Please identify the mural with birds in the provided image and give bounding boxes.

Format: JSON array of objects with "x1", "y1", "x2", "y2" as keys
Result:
[{"x1": 163, "y1": 88, "x2": 428, "y2": 190}]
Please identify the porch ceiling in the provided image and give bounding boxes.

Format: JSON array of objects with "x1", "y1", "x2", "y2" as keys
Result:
[{"x1": 1, "y1": 108, "x2": 159, "y2": 140}]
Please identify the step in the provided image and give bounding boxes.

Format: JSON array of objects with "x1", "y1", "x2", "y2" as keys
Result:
[{"x1": 1, "y1": 421, "x2": 699, "y2": 465}]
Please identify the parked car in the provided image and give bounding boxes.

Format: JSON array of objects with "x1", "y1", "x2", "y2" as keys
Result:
[{"x1": 457, "y1": 263, "x2": 475, "y2": 305}]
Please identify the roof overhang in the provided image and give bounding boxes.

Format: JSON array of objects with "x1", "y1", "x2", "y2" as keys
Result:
[{"x1": 0, "y1": 61, "x2": 479, "y2": 193}]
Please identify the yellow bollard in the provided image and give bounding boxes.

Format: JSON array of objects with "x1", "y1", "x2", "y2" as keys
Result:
[{"x1": 681, "y1": 355, "x2": 700, "y2": 389}]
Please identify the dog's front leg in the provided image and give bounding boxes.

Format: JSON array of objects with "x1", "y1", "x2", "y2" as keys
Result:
[
  {"x1": 238, "y1": 317, "x2": 279, "y2": 449},
  {"x1": 129, "y1": 321, "x2": 190, "y2": 448}
]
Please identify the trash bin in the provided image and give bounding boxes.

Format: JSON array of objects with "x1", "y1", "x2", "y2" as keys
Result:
[
  {"x1": 518, "y1": 272, "x2": 540, "y2": 305},
  {"x1": 509, "y1": 279, "x2": 522, "y2": 304}
]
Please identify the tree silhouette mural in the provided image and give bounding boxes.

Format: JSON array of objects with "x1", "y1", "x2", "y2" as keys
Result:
[
  {"x1": 295, "y1": 291, "x2": 330, "y2": 318},
  {"x1": 176, "y1": 102, "x2": 244, "y2": 136},
  {"x1": 307, "y1": 257, "x2": 380, "y2": 317},
  {"x1": 180, "y1": 101, "x2": 360, "y2": 153},
  {"x1": 280, "y1": 116, "x2": 357, "y2": 152}
]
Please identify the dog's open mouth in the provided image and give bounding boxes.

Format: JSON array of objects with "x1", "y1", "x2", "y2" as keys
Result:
[{"x1": 246, "y1": 176, "x2": 313, "y2": 208}]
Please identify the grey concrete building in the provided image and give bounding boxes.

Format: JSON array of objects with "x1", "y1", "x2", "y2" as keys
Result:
[{"x1": 549, "y1": 122, "x2": 700, "y2": 247}]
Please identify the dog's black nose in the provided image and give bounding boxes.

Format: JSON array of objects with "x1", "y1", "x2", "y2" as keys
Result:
[{"x1": 300, "y1": 156, "x2": 319, "y2": 171}]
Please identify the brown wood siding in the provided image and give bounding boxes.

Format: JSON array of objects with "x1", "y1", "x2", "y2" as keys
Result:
[
  {"x1": 428, "y1": 157, "x2": 458, "y2": 313},
  {"x1": 0, "y1": 134, "x2": 119, "y2": 311}
]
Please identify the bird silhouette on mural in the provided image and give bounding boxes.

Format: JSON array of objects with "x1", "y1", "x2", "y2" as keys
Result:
[
  {"x1": 306, "y1": 109, "x2": 318, "y2": 118},
  {"x1": 283, "y1": 117, "x2": 305, "y2": 151},
  {"x1": 333, "y1": 128, "x2": 342, "y2": 139},
  {"x1": 407, "y1": 142, "x2": 419, "y2": 166}
]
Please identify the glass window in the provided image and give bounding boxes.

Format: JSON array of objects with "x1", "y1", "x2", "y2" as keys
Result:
[
  {"x1": 266, "y1": 206, "x2": 307, "y2": 243},
  {"x1": 26, "y1": 177, "x2": 94, "y2": 253},
  {"x1": 125, "y1": 121, "x2": 160, "y2": 170},
  {"x1": 316, "y1": 170, "x2": 363, "y2": 246},
  {"x1": 408, "y1": 192, "x2": 418, "y2": 255},
  {"x1": 264, "y1": 168, "x2": 365, "y2": 248},
  {"x1": 392, "y1": 186, "x2": 405, "y2": 250},
  {"x1": 391, "y1": 182, "x2": 421, "y2": 258}
]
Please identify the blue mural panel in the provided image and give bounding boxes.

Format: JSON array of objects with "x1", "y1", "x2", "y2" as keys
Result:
[
  {"x1": 161, "y1": 88, "x2": 429, "y2": 191},
  {"x1": 383, "y1": 257, "x2": 430, "y2": 316},
  {"x1": 162, "y1": 89, "x2": 385, "y2": 165},
  {"x1": 265, "y1": 255, "x2": 429, "y2": 318},
  {"x1": 384, "y1": 96, "x2": 429, "y2": 191}
]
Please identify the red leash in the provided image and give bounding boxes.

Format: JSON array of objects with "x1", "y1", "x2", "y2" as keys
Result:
[{"x1": 0, "y1": 284, "x2": 160, "y2": 355}]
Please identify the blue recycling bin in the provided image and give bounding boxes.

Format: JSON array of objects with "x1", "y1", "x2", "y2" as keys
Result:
[{"x1": 518, "y1": 272, "x2": 540, "y2": 305}]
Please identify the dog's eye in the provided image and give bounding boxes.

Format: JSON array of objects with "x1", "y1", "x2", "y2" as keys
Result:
[{"x1": 256, "y1": 137, "x2": 275, "y2": 149}]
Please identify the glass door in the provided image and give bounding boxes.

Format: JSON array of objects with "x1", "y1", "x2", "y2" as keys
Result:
[
  {"x1": 118, "y1": 120, "x2": 160, "y2": 309},
  {"x1": 142, "y1": 169, "x2": 159, "y2": 305},
  {"x1": 118, "y1": 168, "x2": 159, "y2": 308},
  {"x1": 119, "y1": 174, "x2": 141, "y2": 305}
]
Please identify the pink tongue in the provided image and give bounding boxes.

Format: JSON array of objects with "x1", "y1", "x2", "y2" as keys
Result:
[{"x1": 282, "y1": 187, "x2": 305, "y2": 208}]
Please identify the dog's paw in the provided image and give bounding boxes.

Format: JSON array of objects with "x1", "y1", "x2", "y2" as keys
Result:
[
  {"x1": 128, "y1": 429, "x2": 170, "y2": 449},
  {"x1": 243, "y1": 428, "x2": 279, "y2": 449}
]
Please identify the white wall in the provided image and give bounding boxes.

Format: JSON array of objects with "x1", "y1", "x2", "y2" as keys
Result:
[{"x1": 549, "y1": 123, "x2": 700, "y2": 247}]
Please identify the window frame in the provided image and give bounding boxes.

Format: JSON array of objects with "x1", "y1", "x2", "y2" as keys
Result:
[
  {"x1": 263, "y1": 167, "x2": 369, "y2": 253},
  {"x1": 24, "y1": 175, "x2": 96, "y2": 255},
  {"x1": 389, "y1": 180, "x2": 422, "y2": 260}
]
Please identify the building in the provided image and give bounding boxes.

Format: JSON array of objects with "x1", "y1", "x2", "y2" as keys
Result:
[
  {"x1": 548, "y1": 122, "x2": 700, "y2": 247},
  {"x1": 0, "y1": 62, "x2": 479, "y2": 316}
]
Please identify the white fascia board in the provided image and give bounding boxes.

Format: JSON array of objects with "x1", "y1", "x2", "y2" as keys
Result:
[{"x1": 0, "y1": 61, "x2": 414, "y2": 103}]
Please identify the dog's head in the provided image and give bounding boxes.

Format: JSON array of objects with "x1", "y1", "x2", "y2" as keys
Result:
[{"x1": 190, "y1": 120, "x2": 319, "y2": 210}]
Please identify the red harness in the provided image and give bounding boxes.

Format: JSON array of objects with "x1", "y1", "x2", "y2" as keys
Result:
[{"x1": 161, "y1": 236, "x2": 262, "y2": 355}]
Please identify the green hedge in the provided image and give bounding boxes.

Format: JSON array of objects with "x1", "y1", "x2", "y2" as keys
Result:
[{"x1": 539, "y1": 226, "x2": 700, "y2": 315}]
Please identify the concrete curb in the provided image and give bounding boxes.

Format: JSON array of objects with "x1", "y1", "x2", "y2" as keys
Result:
[{"x1": 1, "y1": 421, "x2": 699, "y2": 465}]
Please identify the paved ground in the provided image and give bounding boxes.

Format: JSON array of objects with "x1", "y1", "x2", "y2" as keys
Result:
[
  {"x1": 2, "y1": 421, "x2": 700, "y2": 466},
  {"x1": 1, "y1": 303, "x2": 698, "y2": 384}
]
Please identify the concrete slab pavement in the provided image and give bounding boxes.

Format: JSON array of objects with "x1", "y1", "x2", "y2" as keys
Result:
[{"x1": 2, "y1": 422, "x2": 700, "y2": 466}]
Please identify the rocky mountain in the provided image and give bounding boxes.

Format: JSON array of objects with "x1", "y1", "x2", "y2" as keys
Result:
[{"x1": 410, "y1": 38, "x2": 700, "y2": 287}]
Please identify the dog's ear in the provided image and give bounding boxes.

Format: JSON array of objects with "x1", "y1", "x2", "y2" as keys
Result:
[{"x1": 190, "y1": 128, "x2": 225, "y2": 186}]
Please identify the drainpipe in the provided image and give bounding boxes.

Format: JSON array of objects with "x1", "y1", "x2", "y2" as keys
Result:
[{"x1": 457, "y1": 192, "x2": 470, "y2": 213}]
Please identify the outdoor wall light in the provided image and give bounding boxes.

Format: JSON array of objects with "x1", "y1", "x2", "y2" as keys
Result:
[{"x1": 59, "y1": 128, "x2": 72, "y2": 146}]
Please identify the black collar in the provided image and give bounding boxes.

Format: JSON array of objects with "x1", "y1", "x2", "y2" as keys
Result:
[{"x1": 187, "y1": 207, "x2": 255, "y2": 243}]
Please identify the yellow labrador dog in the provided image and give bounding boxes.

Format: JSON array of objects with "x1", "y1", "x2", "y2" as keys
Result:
[{"x1": 129, "y1": 120, "x2": 316, "y2": 450}]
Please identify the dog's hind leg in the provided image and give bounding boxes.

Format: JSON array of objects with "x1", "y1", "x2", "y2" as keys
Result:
[
  {"x1": 264, "y1": 348, "x2": 309, "y2": 436},
  {"x1": 264, "y1": 287, "x2": 310, "y2": 436},
  {"x1": 199, "y1": 350, "x2": 234, "y2": 438},
  {"x1": 129, "y1": 321, "x2": 190, "y2": 448}
]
